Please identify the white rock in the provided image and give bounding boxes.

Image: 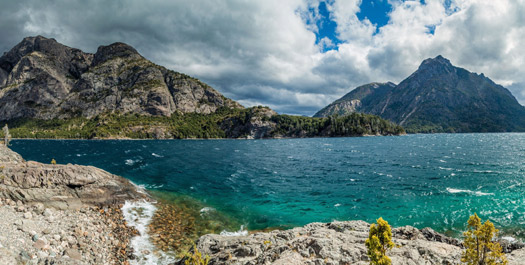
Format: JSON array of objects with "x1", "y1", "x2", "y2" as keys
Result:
[
  {"x1": 43, "y1": 208, "x2": 53, "y2": 217},
  {"x1": 23, "y1": 212, "x2": 32, "y2": 219},
  {"x1": 37, "y1": 250, "x2": 48, "y2": 259}
]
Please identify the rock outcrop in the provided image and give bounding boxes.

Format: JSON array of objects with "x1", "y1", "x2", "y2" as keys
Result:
[
  {"x1": 0, "y1": 36, "x2": 242, "y2": 121},
  {"x1": 0, "y1": 144, "x2": 146, "y2": 209},
  {"x1": 314, "y1": 82, "x2": 395, "y2": 118},
  {"x1": 190, "y1": 220, "x2": 525, "y2": 265},
  {"x1": 221, "y1": 107, "x2": 278, "y2": 139}
]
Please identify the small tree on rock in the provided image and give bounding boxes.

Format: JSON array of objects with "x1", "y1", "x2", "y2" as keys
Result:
[
  {"x1": 365, "y1": 217, "x2": 395, "y2": 265},
  {"x1": 2, "y1": 125, "x2": 11, "y2": 146},
  {"x1": 462, "y1": 213, "x2": 507, "y2": 265}
]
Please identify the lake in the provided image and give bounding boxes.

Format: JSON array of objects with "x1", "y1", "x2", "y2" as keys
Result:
[{"x1": 10, "y1": 133, "x2": 525, "y2": 239}]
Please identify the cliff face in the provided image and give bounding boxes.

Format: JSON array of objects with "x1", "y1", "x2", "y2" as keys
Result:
[
  {"x1": 314, "y1": 82, "x2": 395, "y2": 118},
  {"x1": 0, "y1": 36, "x2": 241, "y2": 121},
  {"x1": 315, "y1": 56, "x2": 525, "y2": 133},
  {"x1": 221, "y1": 107, "x2": 278, "y2": 139}
]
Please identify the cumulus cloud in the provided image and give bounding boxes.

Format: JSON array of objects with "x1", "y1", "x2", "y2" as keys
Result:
[{"x1": 1, "y1": 0, "x2": 525, "y2": 115}]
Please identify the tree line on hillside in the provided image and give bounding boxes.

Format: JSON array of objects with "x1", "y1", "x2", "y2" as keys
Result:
[
  {"x1": 0, "y1": 107, "x2": 404, "y2": 139},
  {"x1": 270, "y1": 113, "x2": 405, "y2": 137}
]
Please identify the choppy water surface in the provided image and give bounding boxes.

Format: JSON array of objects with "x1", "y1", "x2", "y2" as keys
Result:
[{"x1": 10, "y1": 133, "x2": 525, "y2": 238}]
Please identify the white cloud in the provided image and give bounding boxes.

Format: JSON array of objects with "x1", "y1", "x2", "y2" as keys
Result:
[
  {"x1": 328, "y1": 0, "x2": 376, "y2": 43},
  {"x1": 1, "y1": 0, "x2": 525, "y2": 115}
]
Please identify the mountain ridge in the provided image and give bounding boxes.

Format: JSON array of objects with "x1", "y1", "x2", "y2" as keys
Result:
[
  {"x1": 0, "y1": 36, "x2": 404, "y2": 139},
  {"x1": 0, "y1": 35, "x2": 241, "y2": 121},
  {"x1": 315, "y1": 55, "x2": 525, "y2": 133}
]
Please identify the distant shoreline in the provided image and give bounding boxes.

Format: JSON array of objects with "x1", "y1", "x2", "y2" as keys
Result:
[
  {"x1": 10, "y1": 134, "x2": 396, "y2": 141},
  {"x1": 11, "y1": 131, "x2": 525, "y2": 141}
]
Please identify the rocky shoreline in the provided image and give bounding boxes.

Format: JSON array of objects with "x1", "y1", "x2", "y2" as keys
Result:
[
  {"x1": 189, "y1": 221, "x2": 525, "y2": 265},
  {"x1": 0, "y1": 144, "x2": 148, "y2": 264}
]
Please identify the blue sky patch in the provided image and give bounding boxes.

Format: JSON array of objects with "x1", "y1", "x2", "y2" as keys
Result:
[
  {"x1": 426, "y1": 24, "x2": 436, "y2": 35},
  {"x1": 313, "y1": 1, "x2": 341, "y2": 52},
  {"x1": 356, "y1": 0, "x2": 392, "y2": 30},
  {"x1": 312, "y1": 0, "x2": 394, "y2": 52}
]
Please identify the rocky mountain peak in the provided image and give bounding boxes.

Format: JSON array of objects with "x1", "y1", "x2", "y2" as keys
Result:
[
  {"x1": 92, "y1": 42, "x2": 141, "y2": 65},
  {"x1": 0, "y1": 35, "x2": 70, "y2": 72},
  {"x1": 386, "y1": 81, "x2": 396, "y2": 87},
  {"x1": 417, "y1": 55, "x2": 454, "y2": 73}
]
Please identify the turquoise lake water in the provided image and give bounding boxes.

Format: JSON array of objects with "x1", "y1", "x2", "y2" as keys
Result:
[{"x1": 9, "y1": 133, "x2": 525, "y2": 238}]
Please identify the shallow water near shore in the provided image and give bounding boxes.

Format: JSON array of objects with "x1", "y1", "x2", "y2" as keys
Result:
[{"x1": 10, "y1": 133, "x2": 525, "y2": 241}]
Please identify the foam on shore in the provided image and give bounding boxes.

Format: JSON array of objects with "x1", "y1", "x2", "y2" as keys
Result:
[
  {"x1": 122, "y1": 200, "x2": 176, "y2": 265},
  {"x1": 220, "y1": 225, "x2": 249, "y2": 236}
]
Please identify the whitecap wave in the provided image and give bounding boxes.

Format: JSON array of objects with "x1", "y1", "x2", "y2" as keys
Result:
[
  {"x1": 473, "y1": 169, "x2": 496, "y2": 174},
  {"x1": 122, "y1": 200, "x2": 175, "y2": 265},
  {"x1": 220, "y1": 225, "x2": 248, "y2": 236},
  {"x1": 152, "y1": 153, "x2": 164, "y2": 158},
  {"x1": 141, "y1": 184, "x2": 164, "y2": 189},
  {"x1": 446, "y1": 188, "x2": 494, "y2": 196},
  {"x1": 125, "y1": 159, "x2": 137, "y2": 166}
]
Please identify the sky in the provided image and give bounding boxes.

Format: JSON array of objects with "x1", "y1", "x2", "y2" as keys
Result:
[{"x1": 1, "y1": 0, "x2": 525, "y2": 116}]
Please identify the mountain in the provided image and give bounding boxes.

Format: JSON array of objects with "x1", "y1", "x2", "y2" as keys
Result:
[
  {"x1": 314, "y1": 55, "x2": 525, "y2": 133},
  {"x1": 0, "y1": 36, "x2": 403, "y2": 138},
  {"x1": 0, "y1": 36, "x2": 241, "y2": 120}
]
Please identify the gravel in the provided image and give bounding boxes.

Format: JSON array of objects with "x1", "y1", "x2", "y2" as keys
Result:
[{"x1": 0, "y1": 197, "x2": 136, "y2": 264}]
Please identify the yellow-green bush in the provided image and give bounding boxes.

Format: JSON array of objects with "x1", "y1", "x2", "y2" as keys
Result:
[
  {"x1": 181, "y1": 244, "x2": 210, "y2": 265},
  {"x1": 462, "y1": 213, "x2": 507, "y2": 265},
  {"x1": 365, "y1": 217, "x2": 395, "y2": 265}
]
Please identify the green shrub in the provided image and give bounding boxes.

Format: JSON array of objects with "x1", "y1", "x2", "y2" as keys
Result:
[
  {"x1": 365, "y1": 217, "x2": 395, "y2": 265},
  {"x1": 181, "y1": 244, "x2": 210, "y2": 265},
  {"x1": 462, "y1": 213, "x2": 507, "y2": 265}
]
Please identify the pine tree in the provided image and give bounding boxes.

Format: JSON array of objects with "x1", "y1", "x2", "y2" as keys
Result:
[
  {"x1": 462, "y1": 213, "x2": 507, "y2": 265},
  {"x1": 365, "y1": 217, "x2": 395, "y2": 265}
]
